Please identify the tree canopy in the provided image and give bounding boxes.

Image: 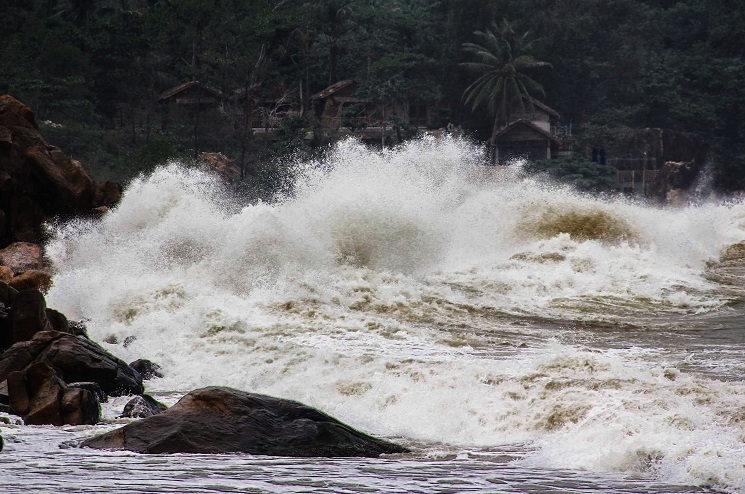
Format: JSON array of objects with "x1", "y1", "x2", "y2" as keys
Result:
[{"x1": 1, "y1": 0, "x2": 744, "y2": 190}]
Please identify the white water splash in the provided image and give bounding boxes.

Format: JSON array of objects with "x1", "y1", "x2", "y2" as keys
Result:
[{"x1": 43, "y1": 137, "x2": 745, "y2": 492}]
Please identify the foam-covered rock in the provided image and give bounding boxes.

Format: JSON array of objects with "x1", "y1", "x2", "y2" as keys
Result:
[{"x1": 121, "y1": 394, "x2": 167, "y2": 418}]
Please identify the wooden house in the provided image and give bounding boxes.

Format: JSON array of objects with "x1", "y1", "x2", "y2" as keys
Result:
[
  {"x1": 157, "y1": 81, "x2": 222, "y2": 111},
  {"x1": 311, "y1": 80, "x2": 438, "y2": 132},
  {"x1": 157, "y1": 81, "x2": 223, "y2": 127},
  {"x1": 495, "y1": 98, "x2": 561, "y2": 164},
  {"x1": 495, "y1": 119, "x2": 560, "y2": 164}
]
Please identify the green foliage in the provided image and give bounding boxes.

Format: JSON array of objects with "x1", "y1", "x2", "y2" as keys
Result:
[
  {"x1": 2, "y1": 0, "x2": 745, "y2": 191},
  {"x1": 272, "y1": 116, "x2": 308, "y2": 153},
  {"x1": 136, "y1": 139, "x2": 179, "y2": 168},
  {"x1": 524, "y1": 155, "x2": 617, "y2": 192},
  {"x1": 461, "y1": 20, "x2": 550, "y2": 124}
]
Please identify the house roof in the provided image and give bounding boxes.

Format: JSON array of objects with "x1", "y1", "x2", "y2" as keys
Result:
[
  {"x1": 157, "y1": 81, "x2": 223, "y2": 101},
  {"x1": 311, "y1": 80, "x2": 356, "y2": 100},
  {"x1": 527, "y1": 97, "x2": 559, "y2": 117},
  {"x1": 496, "y1": 119, "x2": 559, "y2": 142}
]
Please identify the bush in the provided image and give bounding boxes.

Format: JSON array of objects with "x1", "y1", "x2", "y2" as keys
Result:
[{"x1": 525, "y1": 155, "x2": 617, "y2": 192}]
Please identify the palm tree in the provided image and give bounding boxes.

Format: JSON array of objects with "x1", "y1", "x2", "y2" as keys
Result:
[{"x1": 461, "y1": 20, "x2": 551, "y2": 163}]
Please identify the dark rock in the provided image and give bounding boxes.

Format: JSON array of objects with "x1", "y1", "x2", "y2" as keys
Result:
[
  {"x1": 0, "y1": 382, "x2": 9, "y2": 413},
  {"x1": 121, "y1": 394, "x2": 167, "y2": 418},
  {"x1": 129, "y1": 359, "x2": 163, "y2": 380},
  {"x1": 0, "y1": 282, "x2": 16, "y2": 350},
  {"x1": 0, "y1": 433, "x2": 3, "y2": 452},
  {"x1": 68, "y1": 320, "x2": 88, "y2": 338},
  {"x1": 44, "y1": 308, "x2": 69, "y2": 333},
  {"x1": 0, "y1": 330, "x2": 144, "y2": 396},
  {"x1": 60, "y1": 385, "x2": 101, "y2": 425},
  {"x1": 8, "y1": 269, "x2": 52, "y2": 292},
  {"x1": 81, "y1": 386, "x2": 408, "y2": 457},
  {"x1": 67, "y1": 382, "x2": 107, "y2": 403},
  {"x1": 94, "y1": 181, "x2": 122, "y2": 208},
  {"x1": 0, "y1": 95, "x2": 95, "y2": 245},
  {"x1": 7, "y1": 289, "x2": 52, "y2": 348},
  {"x1": 122, "y1": 335, "x2": 136, "y2": 348},
  {"x1": 7, "y1": 360, "x2": 99, "y2": 425},
  {"x1": 0, "y1": 280, "x2": 17, "y2": 307},
  {"x1": 650, "y1": 160, "x2": 705, "y2": 204}
]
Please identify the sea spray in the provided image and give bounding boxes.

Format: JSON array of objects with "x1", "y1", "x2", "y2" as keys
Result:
[{"x1": 45, "y1": 137, "x2": 745, "y2": 491}]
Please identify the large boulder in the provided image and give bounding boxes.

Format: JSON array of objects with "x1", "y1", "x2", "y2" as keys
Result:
[
  {"x1": 650, "y1": 160, "x2": 705, "y2": 204},
  {"x1": 0, "y1": 283, "x2": 70, "y2": 351},
  {"x1": 8, "y1": 269, "x2": 53, "y2": 292},
  {"x1": 7, "y1": 361, "x2": 99, "y2": 425},
  {"x1": 9, "y1": 289, "x2": 54, "y2": 345},
  {"x1": 0, "y1": 95, "x2": 95, "y2": 245},
  {"x1": 0, "y1": 242, "x2": 46, "y2": 273},
  {"x1": 82, "y1": 386, "x2": 408, "y2": 457},
  {"x1": 0, "y1": 331, "x2": 144, "y2": 397}
]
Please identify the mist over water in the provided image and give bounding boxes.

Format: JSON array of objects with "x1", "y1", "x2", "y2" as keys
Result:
[{"x1": 41, "y1": 137, "x2": 745, "y2": 492}]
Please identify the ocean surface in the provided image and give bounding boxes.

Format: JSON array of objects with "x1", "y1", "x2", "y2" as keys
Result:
[{"x1": 1, "y1": 137, "x2": 744, "y2": 493}]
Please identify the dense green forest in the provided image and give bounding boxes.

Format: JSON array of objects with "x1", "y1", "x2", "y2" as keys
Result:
[{"x1": 2, "y1": 0, "x2": 744, "y2": 190}]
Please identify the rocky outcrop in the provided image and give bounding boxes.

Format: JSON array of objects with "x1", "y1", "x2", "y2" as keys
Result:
[
  {"x1": 121, "y1": 394, "x2": 167, "y2": 418},
  {"x1": 0, "y1": 242, "x2": 52, "y2": 292},
  {"x1": 650, "y1": 160, "x2": 708, "y2": 204},
  {"x1": 0, "y1": 95, "x2": 96, "y2": 245},
  {"x1": 7, "y1": 361, "x2": 100, "y2": 426},
  {"x1": 93, "y1": 181, "x2": 122, "y2": 208},
  {"x1": 0, "y1": 331, "x2": 144, "y2": 397},
  {"x1": 82, "y1": 386, "x2": 408, "y2": 457},
  {"x1": 0, "y1": 242, "x2": 47, "y2": 273},
  {"x1": 68, "y1": 381, "x2": 107, "y2": 403},
  {"x1": 0, "y1": 285, "x2": 73, "y2": 351},
  {"x1": 129, "y1": 359, "x2": 163, "y2": 380},
  {"x1": 9, "y1": 289, "x2": 54, "y2": 345}
]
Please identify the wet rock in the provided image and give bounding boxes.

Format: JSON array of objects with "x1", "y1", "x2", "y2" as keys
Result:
[
  {"x1": 94, "y1": 181, "x2": 122, "y2": 208},
  {"x1": 650, "y1": 160, "x2": 706, "y2": 204},
  {"x1": 0, "y1": 280, "x2": 17, "y2": 306},
  {"x1": 67, "y1": 320, "x2": 88, "y2": 338},
  {"x1": 0, "y1": 330, "x2": 144, "y2": 396},
  {"x1": 81, "y1": 386, "x2": 409, "y2": 457},
  {"x1": 121, "y1": 394, "x2": 167, "y2": 418},
  {"x1": 8, "y1": 289, "x2": 53, "y2": 346},
  {"x1": 0, "y1": 381, "x2": 9, "y2": 414},
  {"x1": 0, "y1": 242, "x2": 46, "y2": 273},
  {"x1": 67, "y1": 382, "x2": 107, "y2": 403},
  {"x1": 0, "y1": 266, "x2": 12, "y2": 283},
  {"x1": 7, "y1": 361, "x2": 100, "y2": 426},
  {"x1": 129, "y1": 359, "x2": 163, "y2": 380},
  {"x1": 0, "y1": 95, "x2": 95, "y2": 245},
  {"x1": 8, "y1": 269, "x2": 52, "y2": 292},
  {"x1": 44, "y1": 308, "x2": 69, "y2": 333}
]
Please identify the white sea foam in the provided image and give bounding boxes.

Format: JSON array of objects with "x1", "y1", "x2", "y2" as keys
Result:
[{"x1": 44, "y1": 137, "x2": 745, "y2": 491}]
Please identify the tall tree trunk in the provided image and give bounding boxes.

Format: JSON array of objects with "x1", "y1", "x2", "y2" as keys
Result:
[
  {"x1": 193, "y1": 102, "x2": 200, "y2": 159},
  {"x1": 489, "y1": 112, "x2": 500, "y2": 165}
]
